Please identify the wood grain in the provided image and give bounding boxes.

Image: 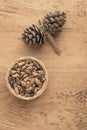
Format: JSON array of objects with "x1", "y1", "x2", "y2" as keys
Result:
[{"x1": 0, "y1": 0, "x2": 87, "y2": 130}]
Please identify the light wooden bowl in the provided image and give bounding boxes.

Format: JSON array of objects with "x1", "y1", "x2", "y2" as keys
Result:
[{"x1": 6, "y1": 56, "x2": 48, "y2": 100}]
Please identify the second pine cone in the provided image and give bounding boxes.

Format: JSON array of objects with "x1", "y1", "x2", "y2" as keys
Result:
[{"x1": 42, "y1": 11, "x2": 66, "y2": 35}]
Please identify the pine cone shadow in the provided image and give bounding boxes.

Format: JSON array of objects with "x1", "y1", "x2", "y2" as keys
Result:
[{"x1": 22, "y1": 43, "x2": 46, "y2": 55}]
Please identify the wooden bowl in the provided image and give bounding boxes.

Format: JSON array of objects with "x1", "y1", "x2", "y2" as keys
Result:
[{"x1": 6, "y1": 56, "x2": 48, "y2": 100}]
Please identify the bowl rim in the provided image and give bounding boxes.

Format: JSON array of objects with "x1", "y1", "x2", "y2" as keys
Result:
[{"x1": 6, "y1": 56, "x2": 48, "y2": 100}]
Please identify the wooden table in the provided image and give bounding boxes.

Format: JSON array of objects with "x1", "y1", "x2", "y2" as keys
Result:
[{"x1": 0, "y1": 0, "x2": 87, "y2": 130}]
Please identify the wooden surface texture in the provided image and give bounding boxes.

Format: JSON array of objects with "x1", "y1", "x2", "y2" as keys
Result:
[{"x1": 0, "y1": 0, "x2": 87, "y2": 130}]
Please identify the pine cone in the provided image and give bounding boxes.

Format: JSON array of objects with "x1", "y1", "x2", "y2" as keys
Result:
[
  {"x1": 42, "y1": 11, "x2": 66, "y2": 35},
  {"x1": 22, "y1": 24, "x2": 45, "y2": 47}
]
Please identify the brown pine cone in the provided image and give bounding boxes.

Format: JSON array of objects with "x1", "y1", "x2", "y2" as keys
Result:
[
  {"x1": 22, "y1": 24, "x2": 45, "y2": 47},
  {"x1": 42, "y1": 11, "x2": 66, "y2": 35}
]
